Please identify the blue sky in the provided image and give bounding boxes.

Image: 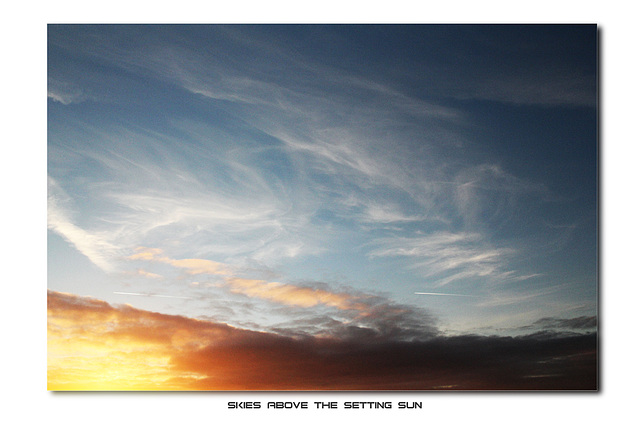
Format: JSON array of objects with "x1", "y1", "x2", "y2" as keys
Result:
[{"x1": 48, "y1": 24, "x2": 597, "y2": 339}]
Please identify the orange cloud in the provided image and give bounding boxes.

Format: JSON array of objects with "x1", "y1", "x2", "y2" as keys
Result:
[
  {"x1": 128, "y1": 247, "x2": 370, "y2": 311},
  {"x1": 129, "y1": 247, "x2": 232, "y2": 275},
  {"x1": 135, "y1": 268, "x2": 163, "y2": 279},
  {"x1": 225, "y1": 277, "x2": 369, "y2": 311},
  {"x1": 167, "y1": 258, "x2": 232, "y2": 275},
  {"x1": 48, "y1": 290, "x2": 597, "y2": 391},
  {"x1": 128, "y1": 247, "x2": 164, "y2": 261}
]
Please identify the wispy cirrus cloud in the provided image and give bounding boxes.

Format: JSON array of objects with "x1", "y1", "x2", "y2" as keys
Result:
[
  {"x1": 47, "y1": 178, "x2": 120, "y2": 271},
  {"x1": 476, "y1": 282, "x2": 573, "y2": 309},
  {"x1": 369, "y1": 232, "x2": 520, "y2": 287},
  {"x1": 453, "y1": 163, "x2": 549, "y2": 227},
  {"x1": 452, "y1": 66, "x2": 597, "y2": 108},
  {"x1": 47, "y1": 78, "x2": 88, "y2": 105},
  {"x1": 47, "y1": 121, "x2": 325, "y2": 268}
]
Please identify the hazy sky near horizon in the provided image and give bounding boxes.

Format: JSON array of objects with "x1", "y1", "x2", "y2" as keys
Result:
[{"x1": 48, "y1": 24, "x2": 597, "y2": 342}]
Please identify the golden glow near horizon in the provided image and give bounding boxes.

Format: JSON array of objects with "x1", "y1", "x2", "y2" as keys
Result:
[{"x1": 47, "y1": 291, "x2": 210, "y2": 391}]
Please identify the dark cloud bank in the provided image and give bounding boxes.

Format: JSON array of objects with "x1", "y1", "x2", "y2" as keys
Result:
[{"x1": 48, "y1": 290, "x2": 597, "y2": 390}]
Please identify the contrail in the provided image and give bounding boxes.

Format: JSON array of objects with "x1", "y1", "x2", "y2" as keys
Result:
[
  {"x1": 415, "y1": 292, "x2": 476, "y2": 297},
  {"x1": 114, "y1": 291, "x2": 192, "y2": 299}
]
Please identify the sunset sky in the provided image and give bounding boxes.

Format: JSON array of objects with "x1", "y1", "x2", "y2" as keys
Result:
[{"x1": 47, "y1": 24, "x2": 597, "y2": 390}]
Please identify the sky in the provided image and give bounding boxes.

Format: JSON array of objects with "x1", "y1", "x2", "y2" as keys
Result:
[{"x1": 47, "y1": 24, "x2": 597, "y2": 390}]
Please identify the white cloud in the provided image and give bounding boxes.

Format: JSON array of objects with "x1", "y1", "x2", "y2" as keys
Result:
[
  {"x1": 47, "y1": 178, "x2": 119, "y2": 271},
  {"x1": 47, "y1": 78, "x2": 87, "y2": 105},
  {"x1": 463, "y1": 69, "x2": 596, "y2": 108},
  {"x1": 369, "y1": 232, "x2": 526, "y2": 287}
]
